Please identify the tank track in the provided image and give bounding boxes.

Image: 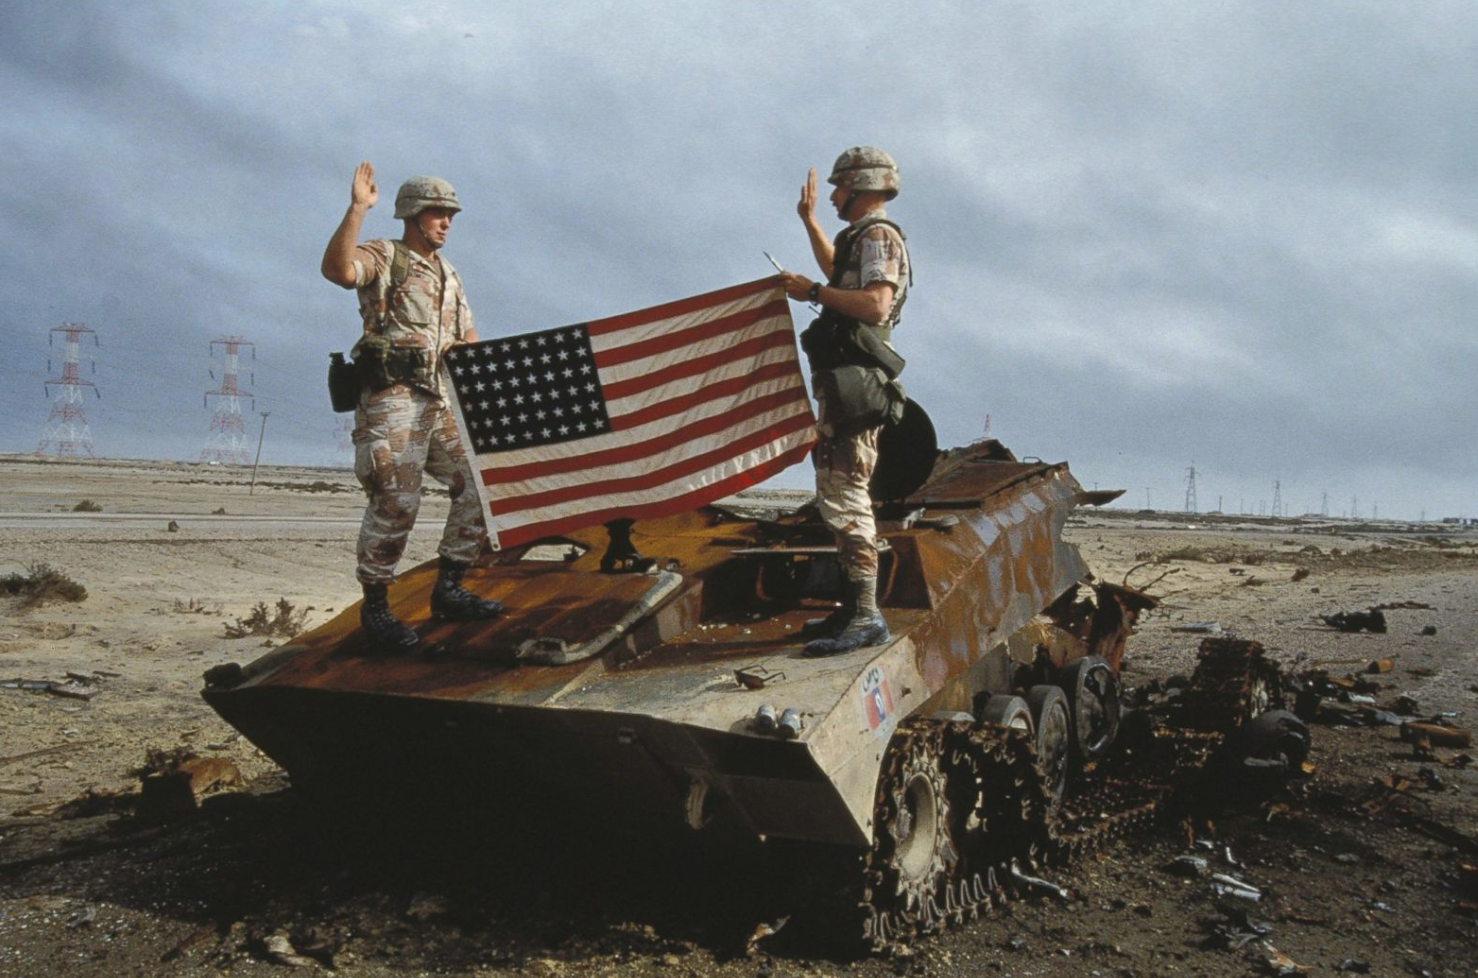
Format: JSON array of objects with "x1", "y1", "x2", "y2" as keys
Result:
[{"x1": 858, "y1": 640, "x2": 1274, "y2": 953}]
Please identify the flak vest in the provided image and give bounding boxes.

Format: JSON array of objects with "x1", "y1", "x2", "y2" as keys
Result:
[
  {"x1": 352, "y1": 240, "x2": 466, "y2": 396},
  {"x1": 801, "y1": 215, "x2": 911, "y2": 376}
]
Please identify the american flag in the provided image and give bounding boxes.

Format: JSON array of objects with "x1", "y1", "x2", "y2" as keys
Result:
[{"x1": 444, "y1": 277, "x2": 817, "y2": 549}]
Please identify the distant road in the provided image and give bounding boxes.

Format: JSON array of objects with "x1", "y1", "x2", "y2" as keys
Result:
[{"x1": 0, "y1": 512, "x2": 361, "y2": 530}]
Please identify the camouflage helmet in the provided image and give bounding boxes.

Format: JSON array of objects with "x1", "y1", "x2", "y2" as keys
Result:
[
  {"x1": 393, "y1": 176, "x2": 462, "y2": 219},
  {"x1": 827, "y1": 146, "x2": 900, "y2": 200}
]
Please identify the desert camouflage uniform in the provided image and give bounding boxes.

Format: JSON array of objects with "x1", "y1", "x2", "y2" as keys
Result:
[
  {"x1": 351, "y1": 239, "x2": 485, "y2": 585},
  {"x1": 814, "y1": 211, "x2": 910, "y2": 581}
]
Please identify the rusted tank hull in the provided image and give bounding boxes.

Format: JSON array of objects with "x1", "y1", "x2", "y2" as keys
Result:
[
  {"x1": 203, "y1": 441, "x2": 1149, "y2": 849},
  {"x1": 204, "y1": 684, "x2": 862, "y2": 843}
]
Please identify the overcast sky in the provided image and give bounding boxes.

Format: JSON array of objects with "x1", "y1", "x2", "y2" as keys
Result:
[{"x1": 2, "y1": 1, "x2": 1474, "y2": 520}]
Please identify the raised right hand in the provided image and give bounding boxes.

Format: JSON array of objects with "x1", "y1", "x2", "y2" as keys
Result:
[
  {"x1": 796, "y1": 167, "x2": 817, "y2": 223},
  {"x1": 352, "y1": 161, "x2": 378, "y2": 210}
]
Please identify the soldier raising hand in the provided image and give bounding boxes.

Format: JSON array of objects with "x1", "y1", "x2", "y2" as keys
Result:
[
  {"x1": 352, "y1": 161, "x2": 378, "y2": 209},
  {"x1": 321, "y1": 164, "x2": 503, "y2": 651},
  {"x1": 779, "y1": 147, "x2": 912, "y2": 657}
]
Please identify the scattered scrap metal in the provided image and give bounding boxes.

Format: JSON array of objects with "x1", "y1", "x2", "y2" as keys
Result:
[
  {"x1": 1288, "y1": 659, "x2": 1474, "y2": 756},
  {"x1": 1, "y1": 671, "x2": 114, "y2": 700},
  {"x1": 1319, "y1": 609, "x2": 1387, "y2": 633}
]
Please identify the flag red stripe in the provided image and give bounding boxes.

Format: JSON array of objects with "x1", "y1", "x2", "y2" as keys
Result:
[
  {"x1": 480, "y1": 386, "x2": 810, "y2": 486},
  {"x1": 481, "y1": 387, "x2": 809, "y2": 499},
  {"x1": 489, "y1": 412, "x2": 817, "y2": 517},
  {"x1": 592, "y1": 299, "x2": 789, "y2": 369},
  {"x1": 600, "y1": 329, "x2": 799, "y2": 401},
  {"x1": 613, "y1": 360, "x2": 803, "y2": 430},
  {"x1": 584, "y1": 277, "x2": 781, "y2": 337},
  {"x1": 493, "y1": 439, "x2": 815, "y2": 548}
]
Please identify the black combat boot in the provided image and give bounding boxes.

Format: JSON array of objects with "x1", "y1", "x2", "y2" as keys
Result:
[
  {"x1": 804, "y1": 575, "x2": 889, "y2": 657},
  {"x1": 798, "y1": 589, "x2": 855, "y2": 640},
  {"x1": 430, "y1": 557, "x2": 505, "y2": 620},
  {"x1": 360, "y1": 581, "x2": 420, "y2": 650}
]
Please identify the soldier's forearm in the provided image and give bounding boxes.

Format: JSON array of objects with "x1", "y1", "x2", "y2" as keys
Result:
[
  {"x1": 817, "y1": 282, "x2": 894, "y2": 324},
  {"x1": 804, "y1": 220, "x2": 835, "y2": 280},
  {"x1": 321, "y1": 203, "x2": 370, "y2": 287}
]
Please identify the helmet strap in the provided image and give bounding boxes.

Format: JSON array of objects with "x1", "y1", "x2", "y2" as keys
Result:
[{"x1": 403, "y1": 215, "x2": 436, "y2": 257}]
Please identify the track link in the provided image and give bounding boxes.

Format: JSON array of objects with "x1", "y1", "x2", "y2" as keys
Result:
[{"x1": 859, "y1": 640, "x2": 1277, "y2": 953}]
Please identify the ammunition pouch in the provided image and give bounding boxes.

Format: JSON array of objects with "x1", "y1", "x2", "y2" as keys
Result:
[
  {"x1": 327, "y1": 352, "x2": 361, "y2": 413},
  {"x1": 814, "y1": 365, "x2": 907, "y2": 435},
  {"x1": 849, "y1": 320, "x2": 904, "y2": 379},
  {"x1": 350, "y1": 335, "x2": 433, "y2": 392},
  {"x1": 801, "y1": 314, "x2": 904, "y2": 379},
  {"x1": 803, "y1": 312, "x2": 906, "y2": 434}
]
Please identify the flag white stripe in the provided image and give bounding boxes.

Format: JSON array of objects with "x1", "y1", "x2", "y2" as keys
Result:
[
  {"x1": 593, "y1": 310, "x2": 795, "y2": 388},
  {"x1": 604, "y1": 343, "x2": 806, "y2": 419},
  {"x1": 487, "y1": 390, "x2": 814, "y2": 500},
  {"x1": 587, "y1": 288, "x2": 780, "y2": 353},
  {"x1": 588, "y1": 316, "x2": 798, "y2": 392},
  {"x1": 488, "y1": 426, "x2": 816, "y2": 532}
]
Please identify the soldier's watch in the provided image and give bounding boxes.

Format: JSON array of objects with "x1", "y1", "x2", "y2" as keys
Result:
[{"x1": 807, "y1": 282, "x2": 821, "y2": 303}]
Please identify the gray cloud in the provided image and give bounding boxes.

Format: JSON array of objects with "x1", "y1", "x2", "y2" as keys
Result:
[{"x1": 2, "y1": 0, "x2": 1474, "y2": 519}]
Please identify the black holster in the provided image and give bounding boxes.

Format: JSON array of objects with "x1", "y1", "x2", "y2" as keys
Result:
[{"x1": 328, "y1": 352, "x2": 361, "y2": 413}]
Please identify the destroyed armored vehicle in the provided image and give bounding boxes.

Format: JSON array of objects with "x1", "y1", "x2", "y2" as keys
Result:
[{"x1": 205, "y1": 437, "x2": 1172, "y2": 944}]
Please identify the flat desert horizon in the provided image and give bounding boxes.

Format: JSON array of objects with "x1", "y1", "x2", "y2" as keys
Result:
[{"x1": 2, "y1": 453, "x2": 1476, "y2": 977}]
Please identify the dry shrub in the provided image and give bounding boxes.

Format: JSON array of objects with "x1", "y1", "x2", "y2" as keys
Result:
[
  {"x1": 2, "y1": 562, "x2": 87, "y2": 606},
  {"x1": 1162, "y1": 545, "x2": 1210, "y2": 562},
  {"x1": 224, "y1": 597, "x2": 309, "y2": 639},
  {"x1": 1139, "y1": 546, "x2": 1270, "y2": 566},
  {"x1": 172, "y1": 597, "x2": 222, "y2": 615},
  {"x1": 72, "y1": 499, "x2": 102, "y2": 512}
]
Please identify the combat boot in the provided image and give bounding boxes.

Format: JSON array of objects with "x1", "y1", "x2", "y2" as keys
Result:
[
  {"x1": 804, "y1": 575, "x2": 889, "y2": 657},
  {"x1": 798, "y1": 589, "x2": 855, "y2": 640},
  {"x1": 360, "y1": 582, "x2": 420, "y2": 650},
  {"x1": 431, "y1": 557, "x2": 505, "y2": 620}
]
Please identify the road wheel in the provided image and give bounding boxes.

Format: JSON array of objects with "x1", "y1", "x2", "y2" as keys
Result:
[
  {"x1": 1061, "y1": 656, "x2": 1120, "y2": 762},
  {"x1": 976, "y1": 694, "x2": 1034, "y2": 734},
  {"x1": 1025, "y1": 685, "x2": 1071, "y2": 804}
]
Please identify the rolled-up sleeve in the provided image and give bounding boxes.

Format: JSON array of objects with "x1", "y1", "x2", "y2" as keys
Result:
[
  {"x1": 857, "y1": 227, "x2": 905, "y2": 289},
  {"x1": 352, "y1": 240, "x2": 391, "y2": 289}
]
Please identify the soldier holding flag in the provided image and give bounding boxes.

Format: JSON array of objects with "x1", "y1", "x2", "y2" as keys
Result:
[{"x1": 778, "y1": 146, "x2": 912, "y2": 656}]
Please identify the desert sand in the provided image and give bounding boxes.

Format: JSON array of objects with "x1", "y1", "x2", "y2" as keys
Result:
[{"x1": 2, "y1": 454, "x2": 1476, "y2": 977}]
